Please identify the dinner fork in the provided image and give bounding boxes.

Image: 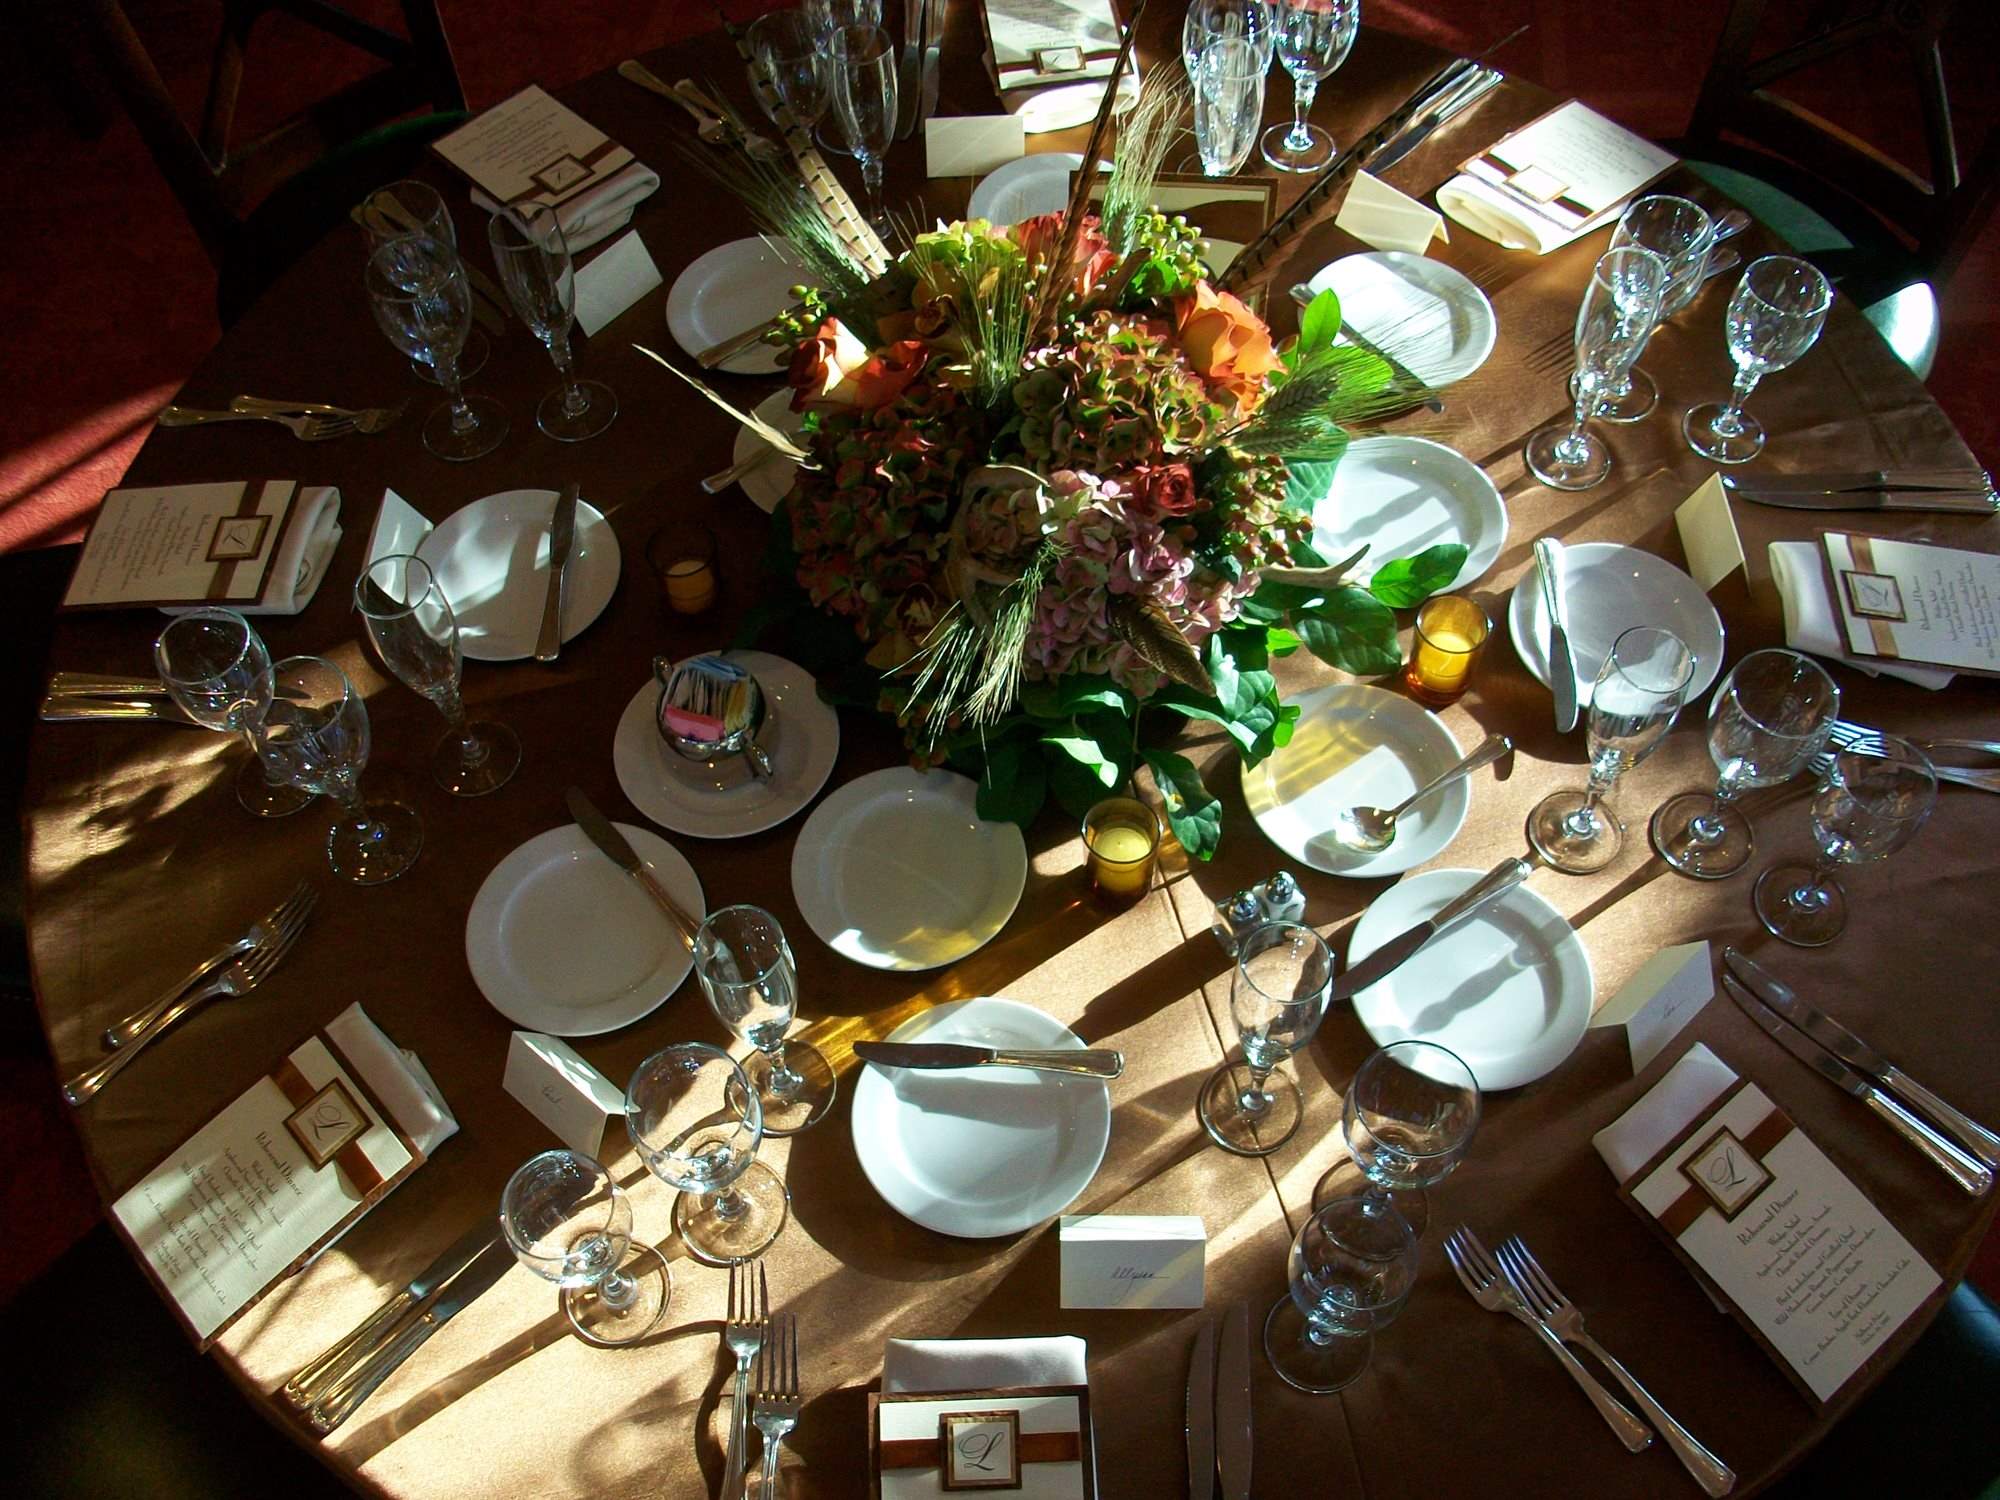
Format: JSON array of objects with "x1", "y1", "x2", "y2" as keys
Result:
[
  {"x1": 155, "y1": 405, "x2": 359, "y2": 441},
  {"x1": 102, "y1": 881, "x2": 318, "y2": 1048},
  {"x1": 229, "y1": 395, "x2": 408, "y2": 433},
  {"x1": 723, "y1": 1262, "x2": 769, "y2": 1500},
  {"x1": 64, "y1": 900, "x2": 314, "y2": 1105},
  {"x1": 751, "y1": 1310, "x2": 801, "y2": 1500},
  {"x1": 1442, "y1": 1226, "x2": 1654, "y2": 1452},
  {"x1": 1497, "y1": 1238, "x2": 1735, "y2": 1495},
  {"x1": 1815, "y1": 721, "x2": 2000, "y2": 794}
]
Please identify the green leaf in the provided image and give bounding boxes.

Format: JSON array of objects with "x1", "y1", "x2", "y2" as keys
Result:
[
  {"x1": 1039, "y1": 731, "x2": 1119, "y2": 789},
  {"x1": 1367, "y1": 543, "x2": 1470, "y2": 608},
  {"x1": 1141, "y1": 749, "x2": 1223, "y2": 862},
  {"x1": 1266, "y1": 626, "x2": 1303, "y2": 657},
  {"x1": 1047, "y1": 751, "x2": 1115, "y2": 820},
  {"x1": 1285, "y1": 459, "x2": 1339, "y2": 515},
  {"x1": 1206, "y1": 634, "x2": 1276, "y2": 722},
  {"x1": 1296, "y1": 587, "x2": 1402, "y2": 676},
  {"x1": 974, "y1": 739, "x2": 1048, "y2": 828},
  {"x1": 1298, "y1": 289, "x2": 1342, "y2": 355}
]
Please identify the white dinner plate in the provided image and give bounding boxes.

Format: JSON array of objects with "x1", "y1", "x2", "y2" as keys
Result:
[
  {"x1": 789, "y1": 767, "x2": 1028, "y2": 971},
  {"x1": 418, "y1": 489, "x2": 621, "y2": 663},
  {"x1": 465, "y1": 823, "x2": 706, "y2": 1037},
  {"x1": 1242, "y1": 684, "x2": 1470, "y2": 878},
  {"x1": 730, "y1": 390, "x2": 808, "y2": 514},
  {"x1": 1014, "y1": 72, "x2": 1141, "y2": 134},
  {"x1": 1312, "y1": 436, "x2": 1506, "y2": 592},
  {"x1": 850, "y1": 996, "x2": 1111, "y2": 1237},
  {"x1": 1346, "y1": 868, "x2": 1593, "y2": 1090},
  {"x1": 1508, "y1": 542, "x2": 1725, "y2": 708},
  {"x1": 611, "y1": 650, "x2": 840, "y2": 839},
  {"x1": 1303, "y1": 251, "x2": 1497, "y2": 388},
  {"x1": 967, "y1": 152, "x2": 1089, "y2": 225},
  {"x1": 665, "y1": 237, "x2": 812, "y2": 375}
]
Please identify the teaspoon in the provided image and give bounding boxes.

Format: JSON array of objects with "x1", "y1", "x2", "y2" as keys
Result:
[{"x1": 1328, "y1": 732, "x2": 1512, "y2": 854}]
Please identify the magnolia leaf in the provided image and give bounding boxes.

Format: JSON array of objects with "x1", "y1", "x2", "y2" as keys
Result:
[
  {"x1": 1299, "y1": 289, "x2": 1342, "y2": 355},
  {"x1": 1040, "y1": 731, "x2": 1120, "y2": 789},
  {"x1": 1142, "y1": 749, "x2": 1222, "y2": 862},
  {"x1": 1267, "y1": 626, "x2": 1303, "y2": 657},
  {"x1": 1296, "y1": 587, "x2": 1402, "y2": 676},
  {"x1": 1368, "y1": 543, "x2": 1470, "y2": 608},
  {"x1": 1048, "y1": 751, "x2": 1117, "y2": 819},
  {"x1": 1206, "y1": 634, "x2": 1277, "y2": 722},
  {"x1": 974, "y1": 738, "x2": 1048, "y2": 828},
  {"x1": 1285, "y1": 459, "x2": 1339, "y2": 514}
]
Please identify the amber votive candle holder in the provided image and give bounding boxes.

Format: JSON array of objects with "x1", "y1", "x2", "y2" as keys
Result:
[
  {"x1": 1404, "y1": 594, "x2": 1489, "y2": 706},
  {"x1": 647, "y1": 526, "x2": 718, "y2": 616},
  {"x1": 1082, "y1": 796, "x2": 1161, "y2": 906}
]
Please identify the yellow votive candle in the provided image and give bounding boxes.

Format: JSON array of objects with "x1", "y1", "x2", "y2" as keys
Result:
[
  {"x1": 1083, "y1": 797, "x2": 1161, "y2": 905},
  {"x1": 664, "y1": 557, "x2": 717, "y2": 614},
  {"x1": 1405, "y1": 594, "x2": 1489, "y2": 707}
]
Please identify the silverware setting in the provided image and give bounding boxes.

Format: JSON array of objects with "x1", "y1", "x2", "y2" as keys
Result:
[
  {"x1": 723, "y1": 1262, "x2": 770, "y2": 1500},
  {"x1": 1182, "y1": 1301, "x2": 1252, "y2": 1498},
  {"x1": 1535, "y1": 536, "x2": 1579, "y2": 733},
  {"x1": 102, "y1": 881, "x2": 317, "y2": 1049},
  {"x1": 1328, "y1": 732, "x2": 1512, "y2": 854},
  {"x1": 1812, "y1": 720, "x2": 2000, "y2": 795},
  {"x1": 535, "y1": 481, "x2": 581, "y2": 664},
  {"x1": 155, "y1": 404, "x2": 374, "y2": 440},
  {"x1": 228, "y1": 395, "x2": 409, "y2": 432},
  {"x1": 618, "y1": 59, "x2": 783, "y2": 160},
  {"x1": 851, "y1": 1041, "x2": 1126, "y2": 1079},
  {"x1": 1367, "y1": 63, "x2": 1504, "y2": 175},
  {"x1": 750, "y1": 1310, "x2": 801, "y2": 1500},
  {"x1": 566, "y1": 784, "x2": 702, "y2": 952},
  {"x1": 39, "y1": 695, "x2": 198, "y2": 725}
]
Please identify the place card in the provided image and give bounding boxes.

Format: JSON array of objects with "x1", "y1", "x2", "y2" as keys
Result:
[
  {"x1": 1058, "y1": 1214, "x2": 1204, "y2": 1309},
  {"x1": 1822, "y1": 531, "x2": 2000, "y2": 679},
  {"x1": 980, "y1": 0, "x2": 1122, "y2": 94},
  {"x1": 1594, "y1": 1043, "x2": 1943, "y2": 1403},
  {"x1": 1336, "y1": 170, "x2": 1448, "y2": 255},
  {"x1": 1674, "y1": 473, "x2": 1746, "y2": 592},
  {"x1": 926, "y1": 116, "x2": 1026, "y2": 179},
  {"x1": 503, "y1": 1031, "x2": 623, "y2": 1157},
  {"x1": 872, "y1": 1387, "x2": 1095, "y2": 1498},
  {"x1": 573, "y1": 230, "x2": 663, "y2": 337},
  {"x1": 1589, "y1": 941, "x2": 1712, "y2": 1074}
]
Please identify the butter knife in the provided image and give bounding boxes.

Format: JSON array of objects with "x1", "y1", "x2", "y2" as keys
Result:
[
  {"x1": 1185, "y1": 1316, "x2": 1215, "y2": 1499},
  {"x1": 1535, "y1": 537, "x2": 1579, "y2": 733},
  {"x1": 1215, "y1": 1301, "x2": 1252, "y2": 1500},
  {"x1": 564, "y1": 785, "x2": 701, "y2": 953},
  {"x1": 853, "y1": 1041, "x2": 1124, "y2": 1079},
  {"x1": 534, "y1": 482, "x2": 580, "y2": 664},
  {"x1": 1333, "y1": 857, "x2": 1533, "y2": 1004}
]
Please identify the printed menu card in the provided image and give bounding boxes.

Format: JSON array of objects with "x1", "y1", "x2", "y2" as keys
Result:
[
  {"x1": 1822, "y1": 531, "x2": 2000, "y2": 678},
  {"x1": 981, "y1": 0, "x2": 1122, "y2": 93},
  {"x1": 1594, "y1": 1043, "x2": 1941, "y2": 1403}
]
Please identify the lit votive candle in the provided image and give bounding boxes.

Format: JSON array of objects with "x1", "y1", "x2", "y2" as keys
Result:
[
  {"x1": 1083, "y1": 797, "x2": 1161, "y2": 905},
  {"x1": 647, "y1": 526, "x2": 719, "y2": 616},
  {"x1": 1405, "y1": 594, "x2": 1489, "y2": 707}
]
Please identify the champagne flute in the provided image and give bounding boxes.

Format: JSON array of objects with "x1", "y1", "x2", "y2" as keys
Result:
[
  {"x1": 1195, "y1": 37, "x2": 1268, "y2": 177},
  {"x1": 1338, "y1": 1040, "x2": 1480, "y2": 1237},
  {"x1": 1650, "y1": 647, "x2": 1840, "y2": 881},
  {"x1": 1585, "y1": 195, "x2": 1717, "y2": 422},
  {"x1": 693, "y1": 905, "x2": 837, "y2": 1136},
  {"x1": 501, "y1": 1149, "x2": 669, "y2": 1345},
  {"x1": 828, "y1": 25, "x2": 898, "y2": 230},
  {"x1": 487, "y1": 203, "x2": 618, "y2": 442},
  {"x1": 353, "y1": 554, "x2": 520, "y2": 796},
  {"x1": 365, "y1": 232, "x2": 507, "y2": 461},
  {"x1": 1527, "y1": 626, "x2": 1696, "y2": 874},
  {"x1": 356, "y1": 179, "x2": 488, "y2": 381},
  {"x1": 154, "y1": 607, "x2": 314, "y2": 818},
  {"x1": 1184, "y1": 0, "x2": 1278, "y2": 77},
  {"x1": 625, "y1": 1043, "x2": 789, "y2": 1265},
  {"x1": 1263, "y1": 1193, "x2": 1418, "y2": 1394},
  {"x1": 1261, "y1": 0, "x2": 1360, "y2": 174},
  {"x1": 1683, "y1": 254, "x2": 1831, "y2": 464},
  {"x1": 1525, "y1": 247, "x2": 1667, "y2": 489},
  {"x1": 1198, "y1": 922, "x2": 1334, "y2": 1156},
  {"x1": 1754, "y1": 736, "x2": 1936, "y2": 947}
]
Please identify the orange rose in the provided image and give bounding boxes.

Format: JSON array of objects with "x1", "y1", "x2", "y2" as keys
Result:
[
  {"x1": 788, "y1": 316, "x2": 870, "y2": 411},
  {"x1": 854, "y1": 340, "x2": 930, "y2": 408},
  {"x1": 1173, "y1": 282, "x2": 1283, "y2": 416}
]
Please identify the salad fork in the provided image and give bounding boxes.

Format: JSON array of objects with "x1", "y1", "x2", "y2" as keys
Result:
[
  {"x1": 751, "y1": 1310, "x2": 801, "y2": 1500},
  {"x1": 723, "y1": 1262, "x2": 769, "y2": 1500},
  {"x1": 229, "y1": 395, "x2": 408, "y2": 433},
  {"x1": 156, "y1": 405, "x2": 359, "y2": 441},
  {"x1": 102, "y1": 881, "x2": 318, "y2": 1048}
]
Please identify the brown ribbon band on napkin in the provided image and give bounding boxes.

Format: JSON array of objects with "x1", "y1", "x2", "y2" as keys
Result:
[
  {"x1": 1845, "y1": 535, "x2": 1903, "y2": 658},
  {"x1": 205, "y1": 479, "x2": 276, "y2": 600},
  {"x1": 880, "y1": 1431, "x2": 1083, "y2": 1471},
  {"x1": 1657, "y1": 1107, "x2": 1795, "y2": 1237},
  {"x1": 506, "y1": 139, "x2": 625, "y2": 208},
  {"x1": 270, "y1": 1054, "x2": 387, "y2": 1196}
]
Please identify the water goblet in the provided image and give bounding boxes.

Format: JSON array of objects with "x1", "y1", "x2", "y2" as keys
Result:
[
  {"x1": 1183, "y1": 0, "x2": 1278, "y2": 79},
  {"x1": 1194, "y1": 37, "x2": 1268, "y2": 177},
  {"x1": 1583, "y1": 194, "x2": 1717, "y2": 421},
  {"x1": 1198, "y1": 922, "x2": 1334, "y2": 1156},
  {"x1": 802, "y1": 0, "x2": 882, "y2": 155},
  {"x1": 487, "y1": 203, "x2": 618, "y2": 442},
  {"x1": 1650, "y1": 647, "x2": 1840, "y2": 881},
  {"x1": 1339, "y1": 1040, "x2": 1480, "y2": 1237},
  {"x1": 260, "y1": 654, "x2": 423, "y2": 885},
  {"x1": 1263, "y1": 1193, "x2": 1419, "y2": 1394},
  {"x1": 626, "y1": 1043, "x2": 789, "y2": 1264},
  {"x1": 1525, "y1": 247, "x2": 1667, "y2": 489},
  {"x1": 829, "y1": 25, "x2": 898, "y2": 230},
  {"x1": 501, "y1": 1149, "x2": 670, "y2": 1345},
  {"x1": 749, "y1": 11, "x2": 829, "y2": 135},
  {"x1": 694, "y1": 905, "x2": 837, "y2": 1136},
  {"x1": 1683, "y1": 254, "x2": 1831, "y2": 464},
  {"x1": 1527, "y1": 626, "x2": 1696, "y2": 874},
  {"x1": 1754, "y1": 735, "x2": 1936, "y2": 947},
  {"x1": 154, "y1": 607, "x2": 314, "y2": 818},
  {"x1": 354, "y1": 553, "x2": 520, "y2": 796},
  {"x1": 365, "y1": 232, "x2": 507, "y2": 461},
  {"x1": 357, "y1": 179, "x2": 488, "y2": 381},
  {"x1": 1262, "y1": 0, "x2": 1360, "y2": 173}
]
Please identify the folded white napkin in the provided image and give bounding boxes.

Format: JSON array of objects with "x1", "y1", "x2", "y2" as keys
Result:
[
  {"x1": 473, "y1": 161, "x2": 661, "y2": 253},
  {"x1": 1591, "y1": 1041, "x2": 1736, "y2": 1182},
  {"x1": 326, "y1": 1002, "x2": 458, "y2": 1156},
  {"x1": 1767, "y1": 541, "x2": 1954, "y2": 689},
  {"x1": 884, "y1": 1335, "x2": 1088, "y2": 1394},
  {"x1": 163, "y1": 483, "x2": 340, "y2": 617},
  {"x1": 1435, "y1": 174, "x2": 1577, "y2": 254}
]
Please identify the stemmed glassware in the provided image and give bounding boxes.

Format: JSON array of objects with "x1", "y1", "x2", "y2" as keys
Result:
[
  {"x1": 1184, "y1": 0, "x2": 1278, "y2": 77},
  {"x1": 500, "y1": 1149, "x2": 669, "y2": 1345},
  {"x1": 1198, "y1": 922, "x2": 1334, "y2": 1156},
  {"x1": 1263, "y1": 1193, "x2": 1419, "y2": 1394},
  {"x1": 259, "y1": 654, "x2": 424, "y2": 885},
  {"x1": 828, "y1": 25, "x2": 898, "y2": 230},
  {"x1": 748, "y1": 10, "x2": 830, "y2": 137},
  {"x1": 357, "y1": 180, "x2": 487, "y2": 381},
  {"x1": 1338, "y1": 1040, "x2": 1480, "y2": 1237},
  {"x1": 803, "y1": 0, "x2": 882, "y2": 156},
  {"x1": 154, "y1": 607, "x2": 314, "y2": 818},
  {"x1": 354, "y1": 553, "x2": 520, "y2": 797},
  {"x1": 1587, "y1": 195, "x2": 1718, "y2": 421},
  {"x1": 1683, "y1": 254, "x2": 1832, "y2": 464},
  {"x1": 625, "y1": 1043, "x2": 789, "y2": 1265},
  {"x1": 1754, "y1": 736, "x2": 1936, "y2": 947},
  {"x1": 365, "y1": 232, "x2": 507, "y2": 461},
  {"x1": 487, "y1": 203, "x2": 618, "y2": 442},
  {"x1": 1262, "y1": 0, "x2": 1361, "y2": 174},
  {"x1": 1525, "y1": 247, "x2": 1667, "y2": 489},
  {"x1": 1650, "y1": 647, "x2": 1840, "y2": 881},
  {"x1": 1527, "y1": 626, "x2": 1696, "y2": 874},
  {"x1": 693, "y1": 905, "x2": 837, "y2": 1136},
  {"x1": 1194, "y1": 38, "x2": 1268, "y2": 177}
]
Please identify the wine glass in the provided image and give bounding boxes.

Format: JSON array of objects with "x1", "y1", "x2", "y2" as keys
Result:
[
  {"x1": 693, "y1": 905, "x2": 837, "y2": 1136},
  {"x1": 748, "y1": 11, "x2": 828, "y2": 135},
  {"x1": 365, "y1": 232, "x2": 507, "y2": 461},
  {"x1": 1198, "y1": 922, "x2": 1334, "y2": 1156},
  {"x1": 1754, "y1": 735, "x2": 1936, "y2": 947},
  {"x1": 625, "y1": 1043, "x2": 789, "y2": 1265},
  {"x1": 828, "y1": 25, "x2": 898, "y2": 230},
  {"x1": 1339, "y1": 1041, "x2": 1480, "y2": 1237},
  {"x1": 1650, "y1": 647, "x2": 1840, "y2": 881},
  {"x1": 1194, "y1": 37, "x2": 1268, "y2": 177},
  {"x1": 1263, "y1": 1193, "x2": 1418, "y2": 1394},
  {"x1": 1261, "y1": 0, "x2": 1360, "y2": 174},
  {"x1": 1184, "y1": 0, "x2": 1278, "y2": 78},
  {"x1": 803, "y1": 0, "x2": 882, "y2": 155},
  {"x1": 487, "y1": 204, "x2": 618, "y2": 442},
  {"x1": 1683, "y1": 254, "x2": 1832, "y2": 464},
  {"x1": 154, "y1": 608, "x2": 314, "y2": 818},
  {"x1": 1584, "y1": 195, "x2": 1717, "y2": 422},
  {"x1": 353, "y1": 553, "x2": 520, "y2": 796},
  {"x1": 356, "y1": 179, "x2": 488, "y2": 381},
  {"x1": 1525, "y1": 247, "x2": 1667, "y2": 489},
  {"x1": 501, "y1": 1149, "x2": 670, "y2": 1346},
  {"x1": 1527, "y1": 626, "x2": 1696, "y2": 874},
  {"x1": 259, "y1": 654, "x2": 424, "y2": 885}
]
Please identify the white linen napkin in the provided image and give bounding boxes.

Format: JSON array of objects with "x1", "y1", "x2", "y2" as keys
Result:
[
  {"x1": 883, "y1": 1335, "x2": 1088, "y2": 1394},
  {"x1": 1767, "y1": 541, "x2": 1954, "y2": 689},
  {"x1": 1591, "y1": 1042, "x2": 1737, "y2": 1182},
  {"x1": 161, "y1": 483, "x2": 341, "y2": 617},
  {"x1": 473, "y1": 160, "x2": 661, "y2": 253},
  {"x1": 326, "y1": 1002, "x2": 458, "y2": 1156},
  {"x1": 1435, "y1": 174, "x2": 1575, "y2": 253}
]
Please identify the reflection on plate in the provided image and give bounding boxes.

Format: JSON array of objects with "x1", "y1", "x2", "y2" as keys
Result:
[
  {"x1": 665, "y1": 237, "x2": 812, "y2": 374},
  {"x1": 850, "y1": 996, "x2": 1111, "y2": 1237},
  {"x1": 419, "y1": 489, "x2": 621, "y2": 663},
  {"x1": 1312, "y1": 436, "x2": 1506, "y2": 592},
  {"x1": 730, "y1": 391, "x2": 807, "y2": 514},
  {"x1": 967, "y1": 152, "x2": 1088, "y2": 225},
  {"x1": 790, "y1": 767, "x2": 1028, "y2": 970},
  {"x1": 1242, "y1": 684, "x2": 1470, "y2": 877},
  {"x1": 1508, "y1": 542, "x2": 1725, "y2": 708},
  {"x1": 1347, "y1": 868, "x2": 1593, "y2": 1090},
  {"x1": 1015, "y1": 72, "x2": 1141, "y2": 134},
  {"x1": 1304, "y1": 251, "x2": 1497, "y2": 388},
  {"x1": 612, "y1": 650, "x2": 839, "y2": 839},
  {"x1": 465, "y1": 824, "x2": 705, "y2": 1037}
]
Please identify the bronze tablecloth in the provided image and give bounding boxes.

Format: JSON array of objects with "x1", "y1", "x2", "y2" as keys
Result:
[{"x1": 26, "y1": 13, "x2": 2000, "y2": 1499}]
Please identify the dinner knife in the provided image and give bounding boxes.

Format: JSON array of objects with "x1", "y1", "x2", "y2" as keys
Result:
[
  {"x1": 1332, "y1": 857, "x2": 1533, "y2": 1004},
  {"x1": 852, "y1": 1041, "x2": 1125, "y2": 1079},
  {"x1": 564, "y1": 785, "x2": 701, "y2": 953},
  {"x1": 1535, "y1": 537, "x2": 1579, "y2": 733},
  {"x1": 39, "y1": 695, "x2": 200, "y2": 725},
  {"x1": 1718, "y1": 467, "x2": 1991, "y2": 494},
  {"x1": 534, "y1": 482, "x2": 580, "y2": 664},
  {"x1": 1214, "y1": 1301, "x2": 1252, "y2": 1500},
  {"x1": 918, "y1": 0, "x2": 942, "y2": 127},
  {"x1": 1721, "y1": 973, "x2": 1993, "y2": 1197},
  {"x1": 1717, "y1": 475, "x2": 1996, "y2": 513},
  {"x1": 893, "y1": 0, "x2": 922, "y2": 139},
  {"x1": 1368, "y1": 66, "x2": 1503, "y2": 175},
  {"x1": 1723, "y1": 948, "x2": 2000, "y2": 1168},
  {"x1": 1184, "y1": 1315, "x2": 1215, "y2": 1499}
]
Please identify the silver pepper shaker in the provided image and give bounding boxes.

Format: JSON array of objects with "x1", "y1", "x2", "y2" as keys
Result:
[
  {"x1": 1259, "y1": 871, "x2": 1305, "y2": 926},
  {"x1": 1211, "y1": 887, "x2": 1266, "y2": 954}
]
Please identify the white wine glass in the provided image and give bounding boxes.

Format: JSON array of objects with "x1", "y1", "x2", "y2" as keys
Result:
[
  {"x1": 1525, "y1": 247, "x2": 1667, "y2": 489},
  {"x1": 625, "y1": 1043, "x2": 789, "y2": 1264},
  {"x1": 357, "y1": 179, "x2": 488, "y2": 381},
  {"x1": 1198, "y1": 922, "x2": 1334, "y2": 1156},
  {"x1": 1588, "y1": 195, "x2": 1717, "y2": 421},
  {"x1": 694, "y1": 905, "x2": 836, "y2": 1136},
  {"x1": 1683, "y1": 254, "x2": 1831, "y2": 464},
  {"x1": 501, "y1": 1149, "x2": 669, "y2": 1345},
  {"x1": 487, "y1": 204, "x2": 618, "y2": 442},
  {"x1": 365, "y1": 232, "x2": 507, "y2": 461},
  {"x1": 1262, "y1": 0, "x2": 1360, "y2": 173},
  {"x1": 1338, "y1": 1040, "x2": 1480, "y2": 1238},
  {"x1": 802, "y1": 0, "x2": 882, "y2": 155},
  {"x1": 829, "y1": 25, "x2": 898, "y2": 230},
  {"x1": 749, "y1": 10, "x2": 828, "y2": 134},
  {"x1": 1263, "y1": 1193, "x2": 1418, "y2": 1394},
  {"x1": 154, "y1": 607, "x2": 314, "y2": 818}
]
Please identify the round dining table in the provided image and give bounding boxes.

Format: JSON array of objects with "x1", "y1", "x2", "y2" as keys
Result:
[{"x1": 27, "y1": 8, "x2": 2000, "y2": 1498}]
